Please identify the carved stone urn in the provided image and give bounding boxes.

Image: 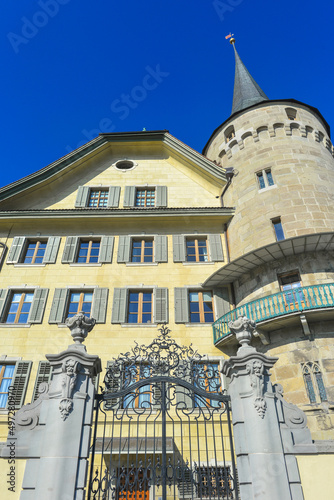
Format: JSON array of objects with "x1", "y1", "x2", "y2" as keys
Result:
[
  {"x1": 65, "y1": 312, "x2": 96, "y2": 345},
  {"x1": 228, "y1": 315, "x2": 256, "y2": 352}
]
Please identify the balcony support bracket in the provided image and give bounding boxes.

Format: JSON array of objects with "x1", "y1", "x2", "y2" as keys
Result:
[
  {"x1": 253, "y1": 328, "x2": 270, "y2": 345},
  {"x1": 300, "y1": 314, "x2": 311, "y2": 337}
]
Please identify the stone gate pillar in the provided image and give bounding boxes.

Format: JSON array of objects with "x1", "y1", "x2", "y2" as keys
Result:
[
  {"x1": 1, "y1": 313, "x2": 102, "y2": 500},
  {"x1": 222, "y1": 317, "x2": 315, "y2": 500}
]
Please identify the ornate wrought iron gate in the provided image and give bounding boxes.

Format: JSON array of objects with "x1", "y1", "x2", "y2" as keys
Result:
[{"x1": 88, "y1": 327, "x2": 238, "y2": 500}]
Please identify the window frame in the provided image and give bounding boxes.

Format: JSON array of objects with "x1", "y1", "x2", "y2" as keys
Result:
[
  {"x1": 88, "y1": 188, "x2": 109, "y2": 208},
  {"x1": 256, "y1": 168, "x2": 275, "y2": 190},
  {"x1": 271, "y1": 217, "x2": 285, "y2": 241},
  {"x1": 76, "y1": 239, "x2": 101, "y2": 264},
  {"x1": 185, "y1": 237, "x2": 209, "y2": 263},
  {"x1": 189, "y1": 290, "x2": 215, "y2": 324},
  {"x1": 4, "y1": 291, "x2": 35, "y2": 324},
  {"x1": 128, "y1": 290, "x2": 153, "y2": 324},
  {"x1": 131, "y1": 238, "x2": 154, "y2": 263},
  {"x1": 135, "y1": 187, "x2": 156, "y2": 208},
  {"x1": 22, "y1": 239, "x2": 48, "y2": 264},
  {"x1": 66, "y1": 290, "x2": 94, "y2": 319},
  {"x1": 0, "y1": 363, "x2": 15, "y2": 409},
  {"x1": 302, "y1": 361, "x2": 328, "y2": 404}
]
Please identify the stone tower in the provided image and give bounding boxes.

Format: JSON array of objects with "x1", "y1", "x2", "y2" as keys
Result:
[{"x1": 203, "y1": 39, "x2": 334, "y2": 439}]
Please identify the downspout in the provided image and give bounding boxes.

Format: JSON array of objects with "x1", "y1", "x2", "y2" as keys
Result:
[{"x1": 224, "y1": 222, "x2": 236, "y2": 308}]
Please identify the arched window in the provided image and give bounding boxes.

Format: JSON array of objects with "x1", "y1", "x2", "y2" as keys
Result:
[
  {"x1": 224, "y1": 125, "x2": 235, "y2": 143},
  {"x1": 285, "y1": 107, "x2": 297, "y2": 120},
  {"x1": 302, "y1": 362, "x2": 327, "y2": 403}
]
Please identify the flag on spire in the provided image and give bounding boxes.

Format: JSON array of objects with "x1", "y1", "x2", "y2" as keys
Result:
[{"x1": 225, "y1": 33, "x2": 234, "y2": 39}]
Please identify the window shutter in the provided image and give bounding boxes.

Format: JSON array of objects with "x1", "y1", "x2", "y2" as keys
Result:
[
  {"x1": 104, "y1": 361, "x2": 121, "y2": 410},
  {"x1": 214, "y1": 288, "x2": 230, "y2": 320},
  {"x1": 28, "y1": 288, "x2": 49, "y2": 323},
  {"x1": 176, "y1": 363, "x2": 193, "y2": 408},
  {"x1": 9, "y1": 361, "x2": 32, "y2": 410},
  {"x1": 107, "y1": 186, "x2": 121, "y2": 208},
  {"x1": 7, "y1": 237, "x2": 26, "y2": 264},
  {"x1": 173, "y1": 235, "x2": 186, "y2": 262},
  {"x1": 111, "y1": 288, "x2": 127, "y2": 323},
  {"x1": 62, "y1": 237, "x2": 79, "y2": 263},
  {"x1": 117, "y1": 236, "x2": 131, "y2": 263},
  {"x1": 43, "y1": 236, "x2": 61, "y2": 264},
  {"x1": 75, "y1": 186, "x2": 90, "y2": 208},
  {"x1": 91, "y1": 288, "x2": 109, "y2": 323},
  {"x1": 174, "y1": 288, "x2": 189, "y2": 323},
  {"x1": 155, "y1": 235, "x2": 168, "y2": 263},
  {"x1": 32, "y1": 361, "x2": 52, "y2": 402},
  {"x1": 0, "y1": 289, "x2": 10, "y2": 321},
  {"x1": 99, "y1": 236, "x2": 114, "y2": 264},
  {"x1": 49, "y1": 288, "x2": 68, "y2": 324},
  {"x1": 154, "y1": 288, "x2": 168, "y2": 323},
  {"x1": 156, "y1": 186, "x2": 167, "y2": 207},
  {"x1": 123, "y1": 186, "x2": 136, "y2": 207},
  {"x1": 208, "y1": 234, "x2": 224, "y2": 262}
]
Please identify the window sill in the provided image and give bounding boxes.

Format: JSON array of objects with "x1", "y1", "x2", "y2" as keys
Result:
[
  {"x1": 0, "y1": 324, "x2": 31, "y2": 328},
  {"x1": 14, "y1": 263, "x2": 46, "y2": 268},
  {"x1": 126, "y1": 262, "x2": 158, "y2": 267},
  {"x1": 182, "y1": 262, "x2": 215, "y2": 266},
  {"x1": 185, "y1": 323, "x2": 213, "y2": 327},
  {"x1": 121, "y1": 323, "x2": 158, "y2": 328},
  {"x1": 69, "y1": 263, "x2": 102, "y2": 267},
  {"x1": 258, "y1": 184, "x2": 277, "y2": 193}
]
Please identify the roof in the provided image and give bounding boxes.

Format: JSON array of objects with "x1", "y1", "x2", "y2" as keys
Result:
[
  {"x1": 231, "y1": 43, "x2": 268, "y2": 115},
  {"x1": 203, "y1": 232, "x2": 334, "y2": 286},
  {"x1": 0, "y1": 130, "x2": 227, "y2": 204}
]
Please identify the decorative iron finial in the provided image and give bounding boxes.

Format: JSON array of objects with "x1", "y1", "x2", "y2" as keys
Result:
[
  {"x1": 65, "y1": 312, "x2": 96, "y2": 344},
  {"x1": 225, "y1": 32, "x2": 235, "y2": 44}
]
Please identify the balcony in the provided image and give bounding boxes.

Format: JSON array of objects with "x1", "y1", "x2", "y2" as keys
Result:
[{"x1": 213, "y1": 283, "x2": 334, "y2": 346}]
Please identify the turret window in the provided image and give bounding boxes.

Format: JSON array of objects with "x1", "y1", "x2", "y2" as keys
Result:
[
  {"x1": 224, "y1": 126, "x2": 235, "y2": 143},
  {"x1": 272, "y1": 217, "x2": 285, "y2": 241},
  {"x1": 285, "y1": 107, "x2": 297, "y2": 120},
  {"x1": 302, "y1": 362, "x2": 327, "y2": 404},
  {"x1": 256, "y1": 168, "x2": 275, "y2": 190}
]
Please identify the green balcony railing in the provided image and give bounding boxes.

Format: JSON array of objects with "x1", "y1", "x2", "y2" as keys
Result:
[{"x1": 213, "y1": 282, "x2": 334, "y2": 345}]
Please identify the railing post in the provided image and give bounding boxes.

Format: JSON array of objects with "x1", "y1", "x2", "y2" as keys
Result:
[{"x1": 222, "y1": 316, "x2": 315, "y2": 500}]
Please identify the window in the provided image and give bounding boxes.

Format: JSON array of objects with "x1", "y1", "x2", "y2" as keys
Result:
[
  {"x1": 173, "y1": 234, "x2": 224, "y2": 263},
  {"x1": 114, "y1": 160, "x2": 135, "y2": 170},
  {"x1": 302, "y1": 362, "x2": 327, "y2": 404},
  {"x1": 49, "y1": 288, "x2": 108, "y2": 324},
  {"x1": 279, "y1": 271, "x2": 306, "y2": 309},
  {"x1": 189, "y1": 291, "x2": 214, "y2": 323},
  {"x1": 0, "y1": 364, "x2": 15, "y2": 408},
  {"x1": 5, "y1": 292, "x2": 34, "y2": 324},
  {"x1": 224, "y1": 125, "x2": 235, "y2": 143},
  {"x1": 272, "y1": 217, "x2": 285, "y2": 241},
  {"x1": 123, "y1": 186, "x2": 167, "y2": 208},
  {"x1": 194, "y1": 362, "x2": 221, "y2": 408},
  {"x1": 62, "y1": 236, "x2": 114, "y2": 264},
  {"x1": 186, "y1": 237, "x2": 209, "y2": 262},
  {"x1": 123, "y1": 365, "x2": 151, "y2": 409},
  {"x1": 117, "y1": 235, "x2": 167, "y2": 264},
  {"x1": 111, "y1": 288, "x2": 168, "y2": 324},
  {"x1": 285, "y1": 107, "x2": 297, "y2": 120},
  {"x1": 76, "y1": 239, "x2": 101, "y2": 263},
  {"x1": 256, "y1": 168, "x2": 275, "y2": 190},
  {"x1": 75, "y1": 186, "x2": 121, "y2": 208},
  {"x1": 128, "y1": 291, "x2": 153, "y2": 323},
  {"x1": 135, "y1": 188, "x2": 156, "y2": 207},
  {"x1": 0, "y1": 361, "x2": 32, "y2": 410},
  {"x1": 88, "y1": 189, "x2": 109, "y2": 207},
  {"x1": 7, "y1": 236, "x2": 61, "y2": 265},
  {"x1": 67, "y1": 291, "x2": 93, "y2": 319},
  {"x1": 131, "y1": 239, "x2": 154, "y2": 263}
]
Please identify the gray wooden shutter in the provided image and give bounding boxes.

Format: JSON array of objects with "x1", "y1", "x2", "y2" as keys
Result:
[
  {"x1": 154, "y1": 288, "x2": 168, "y2": 323},
  {"x1": 107, "y1": 186, "x2": 121, "y2": 208},
  {"x1": 174, "y1": 288, "x2": 189, "y2": 323},
  {"x1": 173, "y1": 235, "x2": 186, "y2": 262},
  {"x1": 9, "y1": 361, "x2": 32, "y2": 410},
  {"x1": 62, "y1": 237, "x2": 79, "y2": 263},
  {"x1": 156, "y1": 186, "x2": 167, "y2": 207},
  {"x1": 7, "y1": 237, "x2": 26, "y2": 263},
  {"x1": 75, "y1": 186, "x2": 90, "y2": 208},
  {"x1": 155, "y1": 235, "x2": 168, "y2": 263},
  {"x1": 214, "y1": 288, "x2": 230, "y2": 320},
  {"x1": 49, "y1": 288, "x2": 68, "y2": 323},
  {"x1": 91, "y1": 288, "x2": 109, "y2": 323},
  {"x1": 43, "y1": 236, "x2": 61, "y2": 264},
  {"x1": 176, "y1": 363, "x2": 193, "y2": 408},
  {"x1": 117, "y1": 236, "x2": 131, "y2": 263},
  {"x1": 0, "y1": 289, "x2": 10, "y2": 321},
  {"x1": 32, "y1": 361, "x2": 52, "y2": 402},
  {"x1": 123, "y1": 186, "x2": 136, "y2": 207},
  {"x1": 208, "y1": 234, "x2": 224, "y2": 262},
  {"x1": 28, "y1": 288, "x2": 49, "y2": 323},
  {"x1": 111, "y1": 288, "x2": 128, "y2": 323},
  {"x1": 99, "y1": 236, "x2": 114, "y2": 263}
]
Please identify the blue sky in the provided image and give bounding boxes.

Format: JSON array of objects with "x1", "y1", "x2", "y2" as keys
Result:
[{"x1": 1, "y1": 0, "x2": 334, "y2": 187}]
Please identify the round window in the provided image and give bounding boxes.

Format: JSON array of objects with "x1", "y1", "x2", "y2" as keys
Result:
[{"x1": 115, "y1": 160, "x2": 135, "y2": 170}]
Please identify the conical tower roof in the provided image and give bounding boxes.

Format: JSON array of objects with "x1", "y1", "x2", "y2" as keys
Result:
[{"x1": 231, "y1": 40, "x2": 268, "y2": 115}]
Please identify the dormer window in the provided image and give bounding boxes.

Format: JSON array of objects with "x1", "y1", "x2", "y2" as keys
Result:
[
  {"x1": 285, "y1": 107, "x2": 297, "y2": 120},
  {"x1": 224, "y1": 126, "x2": 235, "y2": 143}
]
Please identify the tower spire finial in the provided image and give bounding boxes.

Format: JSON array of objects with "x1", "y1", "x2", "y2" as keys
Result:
[{"x1": 230, "y1": 38, "x2": 268, "y2": 115}]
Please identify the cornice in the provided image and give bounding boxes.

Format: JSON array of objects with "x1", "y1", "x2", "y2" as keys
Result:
[{"x1": 0, "y1": 207, "x2": 235, "y2": 220}]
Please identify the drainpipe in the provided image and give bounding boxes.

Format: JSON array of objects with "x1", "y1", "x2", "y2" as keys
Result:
[{"x1": 220, "y1": 167, "x2": 234, "y2": 207}]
